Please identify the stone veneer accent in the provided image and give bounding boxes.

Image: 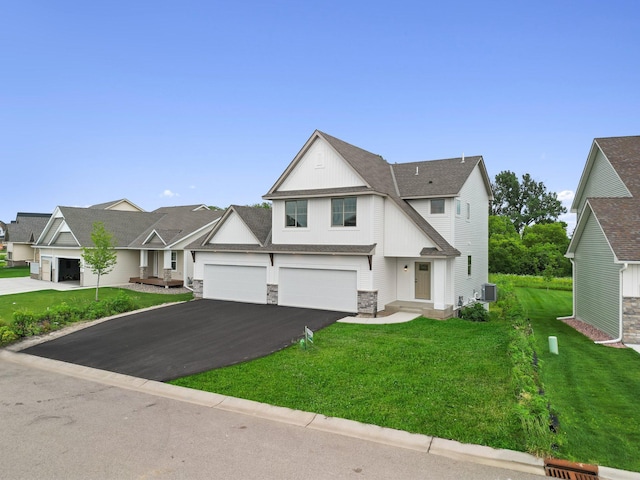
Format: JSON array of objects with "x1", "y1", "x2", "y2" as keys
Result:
[
  {"x1": 140, "y1": 266, "x2": 148, "y2": 279},
  {"x1": 358, "y1": 290, "x2": 378, "y2": 317},
  {"x1": 163, "y1": 268, "x2": 172, "y2": 283},
  {"x1": 192, "y1": 279, "x2": 203, "y2": 298},
  {"x1": 267, "y1": 284, "x2": 278, "y2": 305},
  {"x1": 623, "y1": 297, "x2": 640, "y2": 343}
]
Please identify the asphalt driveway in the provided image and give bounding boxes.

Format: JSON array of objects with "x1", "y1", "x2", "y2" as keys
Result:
[{"x1": 21, "y1": 300, "x2": 345, "y2": 381}]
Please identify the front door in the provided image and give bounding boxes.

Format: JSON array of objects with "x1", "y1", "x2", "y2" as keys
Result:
[
  {"x1": 41, "y1": 259, "x2": 51, "y2": 281},
  {"x1": 415, "y1": 262, "x2": 431, "y2": 300}
]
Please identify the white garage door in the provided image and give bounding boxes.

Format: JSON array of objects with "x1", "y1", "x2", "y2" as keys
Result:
[
  {"x1": 203, "y1": 265, "x2": 267, "y2": 304},
  {"x1": 279, "y1": 268, "x2": 357, "y2": 312}
]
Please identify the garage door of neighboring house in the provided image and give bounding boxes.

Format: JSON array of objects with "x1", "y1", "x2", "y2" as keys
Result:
[
  {"x1": 203, "y1": 265, "x2": 267, "y2": 304},
  {"x1": 41, "y1": 259, "x2": 51, "y2": 281},
  {"x1": 279, "y1": 268, "x2": 357, "y2": 312}
]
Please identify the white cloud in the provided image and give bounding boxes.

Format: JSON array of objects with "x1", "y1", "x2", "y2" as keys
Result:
[
  {"x1": 161, "y1": 189, "x2": 180, "y2": 198},
  {"x1": 557, "y1": 190, "x2": 575, "y2": 203}
]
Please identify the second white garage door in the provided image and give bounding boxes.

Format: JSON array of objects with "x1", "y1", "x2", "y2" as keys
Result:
[
  {"x1": 279, "y1": 268, "x2": 357, "y2": 312},
  {"x1": 203, "y1": 265, "x2": 267, "y2": 304}
]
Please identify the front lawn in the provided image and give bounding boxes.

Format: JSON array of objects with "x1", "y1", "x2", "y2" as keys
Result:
[
  {"x1": 0, "y1": 266, "x2": 30, "y2": 278},
  {"x1": 518, "y1": 287, "x2": 640, "y2": 472},
  {"x1": 0, "y1": 288, "x2": 193, "y2": 327},
  {"x1": 172, "y1": 317, "x2": 524, "y2": 451}
]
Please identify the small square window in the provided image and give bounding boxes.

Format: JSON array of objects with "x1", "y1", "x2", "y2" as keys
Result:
[
  {"x1": 332, "y1": 197, "x2": 357, "y2": 227},
  {"x1": 431, "y1": 199, "x2": 445, "y2": 214},
  {"x1": 285, "y1": 200, "x2": 308, "y2": 227}
]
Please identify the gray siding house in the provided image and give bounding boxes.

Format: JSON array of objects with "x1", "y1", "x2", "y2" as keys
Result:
[{"x1": 566, "y1": 136, "x2": 640, "y2": 343}]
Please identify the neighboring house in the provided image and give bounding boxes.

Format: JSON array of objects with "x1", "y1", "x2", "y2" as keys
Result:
[
  {"x1": 566, "y1": 135, "x2": 640, "y2": 344},
  {"x1": 189, "y1": 130, "x2": 492, "y2": 318},
  {"x1": 33, "y1": 200, "x2": 223, "y2": 287},
  {"x1": 4, "y1": 213, "x2": 52, "y2": 267}
]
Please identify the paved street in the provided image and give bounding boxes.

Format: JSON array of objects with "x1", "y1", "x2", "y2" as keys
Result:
[{"x1": 0, "y1": 355, "x2": 542, "y2": 480}]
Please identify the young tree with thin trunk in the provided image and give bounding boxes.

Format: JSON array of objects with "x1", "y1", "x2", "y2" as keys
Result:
[{"x1": 81, "y1": 222, "x2": 118, "y2": 301}]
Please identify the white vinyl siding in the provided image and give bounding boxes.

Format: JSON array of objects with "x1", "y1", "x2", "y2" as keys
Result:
[
  {"x1": 278, "y1": 138, "x2": 366, "y2": 191},
  {"x1": 575, "y1": 149, "x2": 631, "y2": 216},
  {"x1": 279, "y1": 267, "x2": 357, "y2": 312},
  {"x1": 209, "y1": 212, "x2": 259, "y2": 244},
  {"x1": 203, "y1": 264, "x2": 267, "y2": 304},
  {"x1": 384, "y1": 201, "x2": 439, "y2": 256},
  {"x1": 273, "y1": 195, "x2": 375, "y2": 245},
  {"x1": 574, "y1": 212, "x2": 620, "y2": 338},
  {"x1": 407, "y1": 198, "x2": 454, "y2": 243},
  {"x1": 454, "y1": 164, "x2": 489, "y2": 306},
  {"x1": 622, "y1": 265, "x2": 640, "y2": 297}
]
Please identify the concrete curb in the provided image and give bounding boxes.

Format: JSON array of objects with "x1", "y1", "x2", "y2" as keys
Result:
[
  {"x1": 429, "y1": 437, "x2": 544, "y2": 475},
  {"x1": 2, "y1": 349, "x2": 638, "y2": 479}
]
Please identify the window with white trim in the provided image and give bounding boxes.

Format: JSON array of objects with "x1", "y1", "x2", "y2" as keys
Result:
[
  {"x1": 331, "y1": 197, "x2": 357, "y2": 227},
  {"x1": 456, "y1": 199, "x2": 461, "y2": 216},
  {"x1": 285, "y1": 200, "x2": 308, "y2": 227},
  {"x1": 467, "y1": 255, "x2": 472, "y2": 276},
  {"x1": 466, "y1": 202, "x2": 471, "y2": 220},
  {"x1": 171, "y1": 251, "x2": 177, "y2": 271},
  {"x1": 431, "y1": 198, "x2": 445, "y2": 214}
]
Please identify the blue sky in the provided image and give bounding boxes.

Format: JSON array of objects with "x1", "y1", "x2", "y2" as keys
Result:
[{"x1": 2, "y1": 1, "x2": 639, "y2": 232}]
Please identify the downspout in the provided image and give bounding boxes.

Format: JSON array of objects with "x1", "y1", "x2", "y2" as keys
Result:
[
  {"x1": 595, "y1": 262, "x2": 627, "y2": 344},
  {"x1": 557, "y1": 258, "x2": 576, "y2": 321}
]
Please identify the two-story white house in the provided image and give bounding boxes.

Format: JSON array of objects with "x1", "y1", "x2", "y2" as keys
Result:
[{"x1": 190, "y1": 130, "x2": 492, "y2": 318}]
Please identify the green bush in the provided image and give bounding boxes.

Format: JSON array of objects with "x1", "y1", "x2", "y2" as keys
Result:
[
  {"x1": 459, "y1": 302, "x2": 489, "y2": 322},
  {"x1": 0, "y1": 326, "x2": 18, "y2": 345},
  {"x1": 12, "y1": 310, "x2": 38, "y2": 337}
]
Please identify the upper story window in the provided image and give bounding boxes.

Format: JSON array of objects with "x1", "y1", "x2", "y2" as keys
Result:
[
  {"x1": 455, "y1": 199, "x2": 461, "y2": 216},
  {"x1": 285, "y1": 200, "x2": 308, "y2": 227},
  {"x1": 430, "y1": 198, "x2": 445, "y2": 214},
  {"x1": 466, "y1": 202, "x2": 471, "y2": 220},
  {"x1": 331, "y1": 197, "x2": 357, "y2": 227}
]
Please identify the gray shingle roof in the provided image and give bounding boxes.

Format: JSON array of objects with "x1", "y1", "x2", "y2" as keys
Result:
[
  {"x1": 588, "y1": 198, "x2": 640, "y2": 261},
  {"x1": 36, "y1": 206, "x2": 222, "y2": 249},
  {"x1": 5, "y1": 213, "x2": 51, "y2": 243},
  {"x1": 392, "y1": 156, "x2": 483, "y2": 198},
  {"x1": 193, "y1": 242, "x2": 376, "y2": 255}
]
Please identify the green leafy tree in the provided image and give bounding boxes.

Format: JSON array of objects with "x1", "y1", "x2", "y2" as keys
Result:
[
  {"x1": 81, "y1": 222, "x2": 118, "y2": 301},
  {"x1": 246, "y1": 202, "x2": 272, "y2": 209},
  {"x1": 490, "y1": 171, "x2": 566, "y2": 233}
]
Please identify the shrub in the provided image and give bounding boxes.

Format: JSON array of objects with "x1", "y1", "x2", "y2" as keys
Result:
[
  {"x1": 12, "y1": 310, "x2": 38, "y2": 337},
  {"x1": 459, "y1": 302, "x2": 489, "y2": 322},
  {"x1": 0, "y1": 326, "x2": 18, "y2": 346}
]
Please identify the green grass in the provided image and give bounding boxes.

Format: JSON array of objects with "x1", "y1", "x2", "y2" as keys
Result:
[
  {"x1": 490, "y1": 273, "x2": 572, "y2": 291},
  {"x1": 0, "y1": 288, "x2": 192, "y2": 327},
  {"x1": 0, "y1": 266, "x2": 30, "y2": 278},
  {"x1": 517, "y1": 287, "x2": 640, "y2": 471},
  {"x1": 172, "y1": 318, "x2": 524, "y2": 451}
]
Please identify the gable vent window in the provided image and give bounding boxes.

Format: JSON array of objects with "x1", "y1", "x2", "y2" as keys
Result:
[
  {"x1": 285, "y1": 200, "x2": 308, "y2": 228},
  {"x1": 431, "y1": 198, "x2": 445, "y2": 214},
  {"x1": 332, "y1": 197, "x2": 357, "y2": 227}
]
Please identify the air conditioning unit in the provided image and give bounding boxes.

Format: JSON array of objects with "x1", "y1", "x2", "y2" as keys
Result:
[{"x1": 482, "y1": 283, "x2": 497, "y2": 302}]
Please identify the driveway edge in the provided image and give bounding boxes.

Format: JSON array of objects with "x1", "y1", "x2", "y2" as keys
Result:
[{"x1": 3, "y1": 350, "x2": 637, "y2": 479}]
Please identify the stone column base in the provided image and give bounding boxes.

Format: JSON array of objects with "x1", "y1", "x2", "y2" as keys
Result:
[
  {"x1": 358, "y1": 290, "x2": 378, "y2": 317},
  {"x1": 140, "y1": 266, "x2": 148, "y2": 279},
  {"x1": 267, "y1": 284, "x2": 278, "y2": 305},
  {"x1": 623, "y1": 297, "x2": 640, "y2": 343},
  {"x1": 163, "y1": 268, "x2": 172, "y2": 283},
  {"x1": 192, "y1": 279, "x2": 203, "y2": 298}
]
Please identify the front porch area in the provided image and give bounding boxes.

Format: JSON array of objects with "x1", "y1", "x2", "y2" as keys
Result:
[
  {"x1": 384, "y1": 300, "x2": 455, "y2": 320},
  {"x1": 129, "y1": 276, "x2": 184, "y2": 288}
]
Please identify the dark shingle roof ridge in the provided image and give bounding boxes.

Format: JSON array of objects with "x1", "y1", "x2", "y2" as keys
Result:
[{"x1": 16, "y1": 212, "x2": 51, "y2": 218}]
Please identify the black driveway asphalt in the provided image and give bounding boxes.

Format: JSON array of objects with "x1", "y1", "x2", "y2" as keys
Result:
[{"x1": 21, "y1": 300, "x2": 345, "y2": 382}]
